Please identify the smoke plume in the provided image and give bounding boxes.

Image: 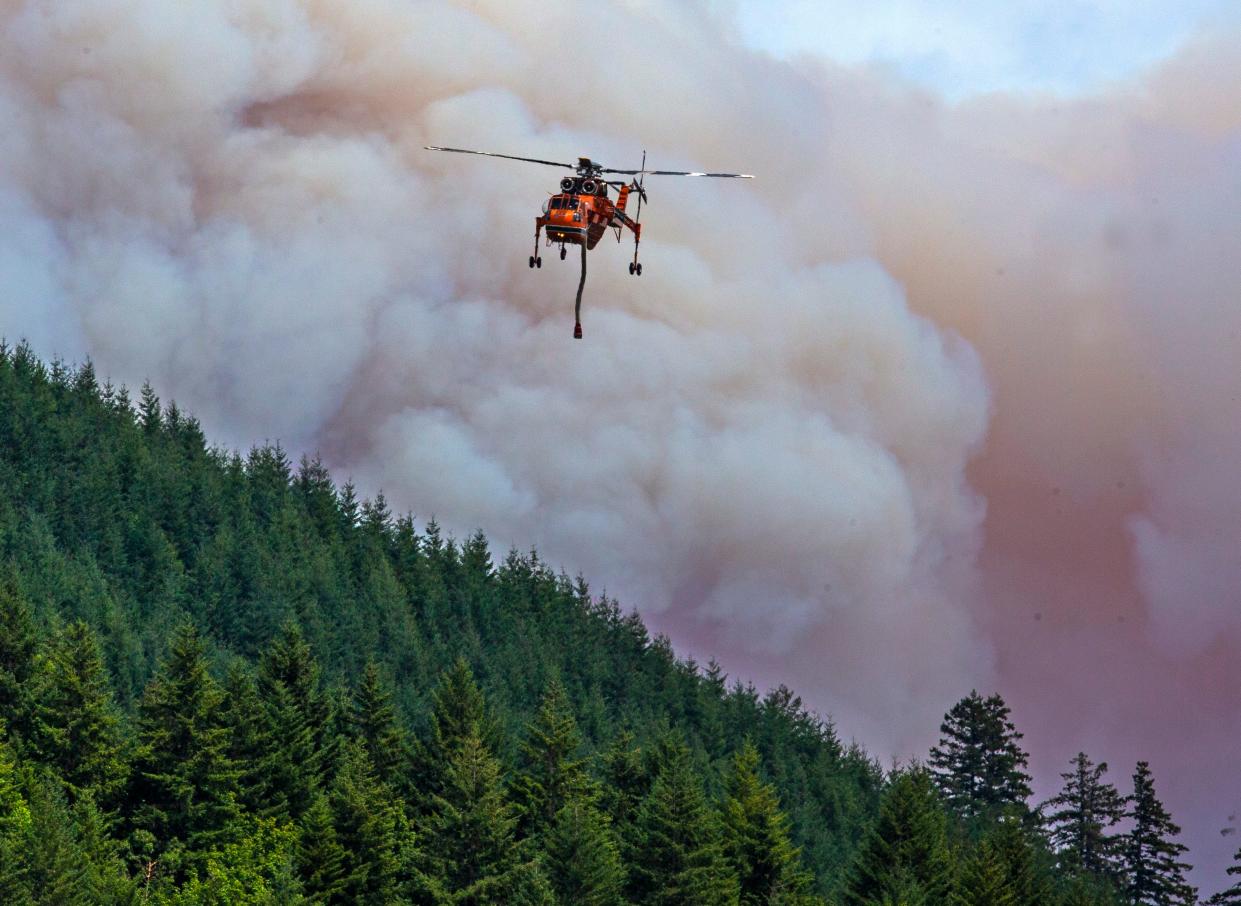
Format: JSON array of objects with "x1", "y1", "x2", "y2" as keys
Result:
[{"x1": 2, "y1": 0, "x2": 1239, "y2": 886}]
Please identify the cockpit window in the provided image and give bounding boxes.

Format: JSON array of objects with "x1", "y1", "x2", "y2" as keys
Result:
[{"x1": 551, "y1": 196, "x2": 578, "y2": 211}]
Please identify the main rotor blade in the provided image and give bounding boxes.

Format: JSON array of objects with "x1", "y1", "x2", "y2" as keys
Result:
[
  {"x1": 600, "y1": 166, "x2": 753, "y2": 178},
  {"x1": 424, "y1": 146, "x2": 576, "y2": 170}
]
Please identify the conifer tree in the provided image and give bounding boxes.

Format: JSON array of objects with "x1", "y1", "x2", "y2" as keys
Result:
[
  {"x1": 721, "y1": 741, "x2": 819, "y2": 905},
  {"x1": 419, "y1": 730, "x2": 532, "y2": 904},
  {"x1": 1206, "y1": 845, "x2": 1241, "y2": 905},
  {"x1": 330, "y1": 740, "x2": 403, "y2": 905},
  {"x1": 627, "y1": 737, "x2": 740, "y2": 906},
  {"x1": 840, "y1": 769, "x2": 955, "y2": 906},
  {"x1": 411, "y1": 658, "x2": 501, "y2": 804},
  {"x1": 511, "y1": 678, "x2": 594, "y2": 839},
  {"x1": 0, "y1": 582, "x2": 36, "y2": 741},
  {"x1": 1044, "y1": 752, "x2": 1125, "y2": 879},
  {"x1": 0, "y1": 736, "x2": 31, "y2": 903},
  {"x1": 130, "y1": 622, "x2": 240, "y2": 864},
  {"x1": 597, "y1": 730, "x2": 651, "y2": 834},
  {"x1": 257, "y1": 621, "x2": 334, "y2": 819},
  {"x1": 987, "y1": 815, "x2": 1055, "y2": 906},
  {"x1": 954, "y1": 839, "x2": 1016, "y2": 906},
  {"x1": 1122, "y1": 761, "x2": 1196, "y2": 906},
  {"x1": 350, "y1": 659, "x2": 408, "y2": 788},
  {"x1": 540, "y1": 798, "x2": 625, "y2": 906},
  {"x1": 296, "y1": 793, "x2": 349, "y2": 904},
  {"x1": 219, "y1": 662, "x2": 272, "y2": 816},
  {"x1": 928, "y1": 691, "x2": 1033, "y2": 824},
  {"x1": 30, "y1": 621, "x2": 127, "y2": 808}
]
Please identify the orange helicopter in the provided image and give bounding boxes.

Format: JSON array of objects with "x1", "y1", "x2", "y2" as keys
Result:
[{"x1": 424, "y1": 146, "x2": 753, "y2": 338}]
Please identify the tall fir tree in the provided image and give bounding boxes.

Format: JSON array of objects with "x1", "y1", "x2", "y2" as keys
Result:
[
  {"x1": 296, "y1": 793, "x2": 349, "y2": 905},
  {"x1": 1044, "y1": 752, "x2": 1125, "y2": 880},
  {"x1": 350, "y1": 659, "x2": 408, "y2": 789},
  {"x1": 510, "y1": 678, "x2": 594, "y2": 839},
  {"x1": 256, "y1": 621, "x2": 335, "y2": 820},
  {"x1": 953, "y1": 838, "x2": 1016, "y2": 906},
  {"x1": 129, "y1": 622, "x2": 240, "y2": 867},
  {"x1": 329, "y1": 740, "x2": 404, "y2": 906},
  {"x1": 840, "y1": 769, "x2": 956, "y2": 906},
  {"x1": 1122, "y1": 761, "x2": 1196, "y2": 906},
  {"x1": 720, "y1": 740, "x2": 820, "y2": 906},
  {"x1": 986, "y1": 815, "x2": 1055, "y2": 906},
  {"x1": 0, "y1": 581, "x2": 36, "y2": 742},
  {"x1": 29, "y1": 620, "x2": 128, "y2": 808},
  {"x1": 411, "y1": 658, "x2": 501, "y2": 806},
  {"x1": 542, "y1": 799, "x2": 626, "y2": 906},
  {"x1": 928, "y1": 691, "x2": 1033, "y2": 824},
  {"x1": 627, "y1": 737, "x2": 740, "y2": 906}
]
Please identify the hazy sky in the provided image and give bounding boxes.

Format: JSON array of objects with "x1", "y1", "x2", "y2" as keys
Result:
[
  {"x1": 1, "y1": 0, "x2": 1239, "y2": 892},
  {"x1": 735, "y1": 0, "x2": 1241, "y2": 97}
]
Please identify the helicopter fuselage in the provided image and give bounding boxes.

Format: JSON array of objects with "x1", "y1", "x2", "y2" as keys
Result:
[{"x1": 536, "y1": 177, "x2": 639, "y2": 251}]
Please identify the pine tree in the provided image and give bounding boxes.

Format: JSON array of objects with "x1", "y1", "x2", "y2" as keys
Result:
[
  {"x1": 721, "y1": 741, "x2": 819, "y2": 905},
  {"x1": 257, "y1": 621, "x2": 334, "y2": 820},
  {"x1": 627, "y1": 737, "x2": 740, "y2": 906},
  {"x1": 953, "y1": 839, "x2": 1016, "y2": 906},
  {"x1": 542, "y1": 798, "x2": 625, "y2": 906},
  {"x1": 219, "y1": 662, "x2": 272, "y2": 815},
  {"x1": 1206, "y1": 844, "x2": 1241, "y2": 905},
  {"x1": 330, "y1": 740, "x2": 403, "y2": 905},
  {"x1": 840, "y1": 769, "x2": 955, "y2": 906},
  {"x1": 1044, "y1": 752, "x2": 1125, "y2": 879},
  {"x1": 928, "y1": 691, "x2": 1033, "y2": 824},
  {"x1": 987, "y1": 815, "x2": 1055, "y2": 906},
  {"x1": 0, "y1": 582, "x2": 36, "y2": 741},
  {"x1": 1123, "y1": 762, "x2": 1196, "y2": 906},
  {"x1": 597, "y1": 730, "x2": 651, "y2": 834},
  {"x1": 419, "y1": 730, "x2": 530, "y2": 904},
  {"x1": 296, "y1": 793, "x2": 349, "y2": 904},
  {"x1": 350, "y1": 659, "x2": 408, "y2": 788},
  {"x1": 0, "y1": 736, "x2": 32, "y2": 904},
  {"x1": 411, "y1": 658, "x2": 501, "y2": 805},
  {"x1": 510, "y1": 678, "x2": 594, "y2": 839},
  {"x1": 29, "y1": 621, "x2": 127, "y2": 807},
  {"x1": 130, "y1": 622, "x2": 240, "y2": 865}
]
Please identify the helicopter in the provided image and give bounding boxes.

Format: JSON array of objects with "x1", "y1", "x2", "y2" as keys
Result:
[{"x1": 424, "y1": 146, "x2": 753, "y2": 338}]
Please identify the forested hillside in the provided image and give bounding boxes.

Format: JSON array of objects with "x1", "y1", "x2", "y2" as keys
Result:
[{"x1": 0, "y1": 341, "x2": 1215, "y2": 904}]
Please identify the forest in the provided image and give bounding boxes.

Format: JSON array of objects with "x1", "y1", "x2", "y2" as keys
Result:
[{"x1": 0, "y1": 339, "x2": 1233, "y2": 904}]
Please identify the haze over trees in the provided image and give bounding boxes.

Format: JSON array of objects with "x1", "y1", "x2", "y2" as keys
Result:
[{"x1": 0, "y1": 342, "x2": 1215, "y2": 902}]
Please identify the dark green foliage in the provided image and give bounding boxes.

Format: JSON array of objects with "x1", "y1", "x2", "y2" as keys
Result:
[
  {"x1": 30, "y1": 620, "x2": 128, "y2": 807},
  {"x1": 1044, "y1": 752, "x2": 1125, "y2": 880},
  {"x1": 296, "y1": 794, "x2": 348, "y2": 904},
  {"x1": 840, "y1": 769, "x2": 955, "y2": 906},
  {"x1": 130, "y1": 622, "x2": 241, "y2": 867},
  {"x1": 721, "y1": 741, "x2": 820, "y2": 905},
  {"x1": 510, "y1": 678, "x2": 594, "y2": 839},
  {"x1": 627, "y1": 736, "x2": 740, "y2": 906},
  {"x1": 329, "y1": 740, "x2": 403, "y2": 905},
  {"x1": 0, "y1": 581, "x2": 36, "y2": 741},
  {"x1": 985, "y1": 815, "x2": 1055, "y2": 906},
  {"x1": 953, "y1": 838, "x2": 1015, "y2": 906},
  {"x1": 1122, "y1": 761, "x2": 1196, "y2": 906},
  {"x1": 0, "y1": 345, "x2": 1199, "y2": 902},
  {"x1": 351, "y1": 660, "x2": 408, "y2": 788},
  {"x1": 542, "y1": 799, "x2": 625, "y2": 906},
  {"x1": 928, "y1": 691, "x2": 1033, "y2": 825}
]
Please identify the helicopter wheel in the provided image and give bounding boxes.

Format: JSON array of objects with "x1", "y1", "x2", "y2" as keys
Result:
[
  {"x1": 528, "y1": 255, "x2": 535, "y2": 268},
  {"x1": 536, "y1": 256, "x2": 542, "y2": 268},
  {"x1": 628, "y1": 262, "x2": 635, "y2": 275},
  {"x1": 636, "y1": 263, "x2": 642, "y2": 276},
  {"x1": 560, "y1": 247, "x2": 567, "y2": 260}
]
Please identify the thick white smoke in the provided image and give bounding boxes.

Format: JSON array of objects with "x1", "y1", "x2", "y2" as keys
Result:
[{"x1": 3, "y1": 0, "x2": 1240, "y2": 885}]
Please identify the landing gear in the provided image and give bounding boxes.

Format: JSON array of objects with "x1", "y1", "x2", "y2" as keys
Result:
[
  {"x1": 628, "y1": 261, "x2": 642, "y2": 276},
  {"x1": 531, "y1": 224, "x2": 543, "y2": 269},
  {"x1": 528, "y1": 255, "x2": 542, "y2": 268},
  {"x1": 560, "y1": 246, "x2": 567, "y2": 260}
]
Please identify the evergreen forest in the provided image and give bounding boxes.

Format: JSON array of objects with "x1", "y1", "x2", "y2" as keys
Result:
[{"x1": 0, "y1": 341, "x2": 1225, "y2": 904}]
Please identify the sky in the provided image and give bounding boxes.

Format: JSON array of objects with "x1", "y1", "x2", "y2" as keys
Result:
[
  {"x1": 1, "y1": 0, "x2": 1240, "y2": 892},
  {"x1": 735, "y1": 0, "x2": 1241, "y2": 98}
]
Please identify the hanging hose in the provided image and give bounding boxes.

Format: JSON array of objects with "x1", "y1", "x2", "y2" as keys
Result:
[{"x1": 574, "y1": 240, "x2": 587, "y2": 339}]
